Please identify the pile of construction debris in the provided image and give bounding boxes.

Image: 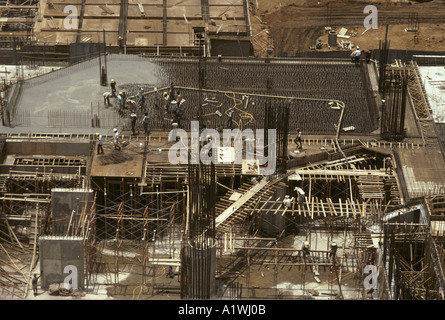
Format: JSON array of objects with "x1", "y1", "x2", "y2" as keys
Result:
[{"x1": 48, "y1": 283, "x2": 85, "y2": 298}]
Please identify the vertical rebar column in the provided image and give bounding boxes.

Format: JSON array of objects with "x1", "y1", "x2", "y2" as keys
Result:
[
  {"x1": 180, "y1": 160, "x2": 217, "y2": 299},
  {"x1": 378, "y1": 34, "x2": 390, "y2": 94},
  {"x1": 380, "y1": 71, "x2": 407, "y2": 141}
]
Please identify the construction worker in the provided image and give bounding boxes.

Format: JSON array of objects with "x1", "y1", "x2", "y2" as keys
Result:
[
  {"x1": 171, "y1": 100, "x2": 178, "y2": 116},
  {"x1": 117, "y1": 92, "x2": 123, "y2": 113},
  {"x1": 163, "y1": 91, "x2": 170, "y2": 114},
  {"x1": 32, "y1": 274, "x2": 40, "y2": 296},
  {"x1": 176, "y1": 99, "x2": 185, "y2": 127},
  {"x1": 330, "y1": 242, "x2": 338, "y2": 265},
  {"x1": 365, "y1": 49, "x2": 371, "y2": 63},
  {"x1": 295, "y1": 128, "x2": 302, "y2": 149},
  {"x1": 283, "y1": 195, "x2": 292, "y2": 208},
  {"x1": 110, "y1": 79, "x2": 116, "y2": 96},
  {"x1": 169, "y1": 80, "x2": 175, "y2": 100},
  {"x1": 352, "y1": 46, "x2": 361, "y2": 66},
  {"x1": 130, "y1": 112, "x2": 137, "y2": 135},
  {"x1": 302, "y1": 241, "x2": 310, "y2": 263},
  {"x1": 385, "y1": 154, "x2": 393, "y2": 174},
  {"x1": 138, "y1": 88, "x2": 146, "y2": 111},
  {"x1": 142, "y1": 112, "x2": 149, "y2": 135},
  {"x1": 96, "y1": 133, "x2": 104, "y2": 154},
  {"x1": 127, "y1": 99, "x2": 137, "y2": 112},
  {"x1": 176, "y1": 90, "x2": 181, "y2": 105},
  {"x1": 113, "y1": 128, "x2": 121, "y2": 150},
  {"x1": 294, "y1": 186, "x2": 305, "y2": 205},
  {"x1": 103, "y1": 92, "x2": 112, "y2": 106},
  {"x1": 153, "y1": 87, "x2": 160, "y2": 109},
  {"x1": 227, "y1": 109, "x2": 234, "y2": 129}
]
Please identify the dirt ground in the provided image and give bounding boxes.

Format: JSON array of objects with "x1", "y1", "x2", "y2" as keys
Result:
[{"x1": 250, "y1": 0, "x2": 445, "y2": 56}]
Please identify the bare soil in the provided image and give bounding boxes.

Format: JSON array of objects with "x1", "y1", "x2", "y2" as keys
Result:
[{"x1": 250, "y1": 0, "x2": 445, "y2": 56}]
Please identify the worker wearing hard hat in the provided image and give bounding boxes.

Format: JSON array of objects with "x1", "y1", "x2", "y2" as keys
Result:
[
  {"x1": 110, "y1": 79, "x2": 116, "y2": 96},
  {"x1": 113, "y1": 128, "x2": 121, "y2": 150},
  {"x1": 283, "y1": 195, "x2": 292, "y2": 208},
  {"x1": 302, "y1": 241, "x2": 310, "y2": 263},
  {"x1": 352, "y1": 46, "x2": 361, "y2": 66},
  {"x1": 163, "y1": 91, "x2": 170, "y2": 114},
  {"x1": 117, "y1": 92, "x2": 123, "y2": 113},
  {"x1": 96, "y1": 133, "x2": 104, "y2": 154}
]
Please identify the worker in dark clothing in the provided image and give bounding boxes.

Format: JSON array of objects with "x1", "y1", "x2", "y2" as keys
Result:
[
  {"x1": 142, "y1": 112, "x2": 149, "y2": 135},
  {"x1": 302, "y1": 241, "x2": 310, "y2": 263},
  {"x1": 96, "y1": 133, "x2": 104, "y2": 154},
  {"x1": 171, "y1": 100, "x2": 178, "y2": 116},
  {"x1": 385, "y1": 155, "x2": 393, "y2": 174},
  {"x1": 227, "y1": 109, "x2": 234, "y2": 129},
  {"x1": 163, "y1": 91, "x2": 170, "y2": 114},
  {"x1": 138, "y1": 88, "x2": 146, "y2": 111},
  {"x1": 295, "y1": 128, "x2": 302, "y2": 149},
  {"x1": 110, "y1": 79, "x2": 116, "y2": 96},
  {"x1": 169, "y1": 80, "x2": 175, "y2": 101},
  {"x1": 329, "y1": 242, "x2": 338, "y2": 266},
  {"x1": 365, "y1": 50, "x2": 371, "y2": 63},
  {"x1": 130, "y1": 112, "x2": 137, "y2": 135},
  {"x1": 32, "y1": 274, "x2": 40, "y2": 296},
  {"x1": 177, "y1": 99, "x2": 185, "y2": 127}
]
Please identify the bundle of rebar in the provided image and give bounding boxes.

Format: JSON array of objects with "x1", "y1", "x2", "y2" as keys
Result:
[{"x1": 180, "y1": 160, "x2": 217, "y2": 299}]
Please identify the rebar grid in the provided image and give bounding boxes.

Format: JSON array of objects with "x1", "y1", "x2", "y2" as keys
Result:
[{"x1": 147, "y1": 58, "x2": 375, "y2": 134}]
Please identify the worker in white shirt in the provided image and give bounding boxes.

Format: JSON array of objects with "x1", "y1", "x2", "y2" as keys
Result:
[
  {"x1": 113, "y1": 128, "x2": 121, "y2": 150},
  {"x1": 294, "y1": 187, "x2": 305, "y2": 205}
]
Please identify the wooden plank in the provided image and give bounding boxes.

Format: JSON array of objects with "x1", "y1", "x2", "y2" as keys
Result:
[
  {"x1": 311, "y1": 197, "x2": 314, "y2": 219},
  {"x1": 215, "y1": 179, "x2": 268, "y2": 227},
  {"x1": 328, "y1": 198, "x2": 338, "y2": 216},
  {"x1": 320, "y1": 199, "x2": 326, "y2": 218}
]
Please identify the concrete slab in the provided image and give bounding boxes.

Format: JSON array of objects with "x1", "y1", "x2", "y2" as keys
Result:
[
  {"x1": 166, "y1": 6, "x2": 202, "y2": 18},
  {"x1": 9, "y1": 55, "x2": 161, "y2": 131},
  {"x1": 208, "y1": 5, "x2": 245, "y2": 19},
  {"x1": 418, "y1": 66, "x2": 445, "y2": 123},
  {"x1": 208, "y1": 0, "x2": 243, "y2": 5},
  {"x1": 90, "y1": 147, "x2": 144, "y2": 177},
  {"x1": 127, "y1": 19, "x2": 164, "y2": 32},
  {"x1": 398, "y1": 145, "x2": 445, "y2": 198}
]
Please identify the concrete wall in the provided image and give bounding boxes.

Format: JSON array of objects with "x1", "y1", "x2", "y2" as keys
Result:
[
  {"x1": 5, "y1": 139, "x2": 90, "y2": 156},
  {"x1": 51, "y1": 188, "x2": 94, "y2": 236},
  {"x1": 260, "y1": 186, "x2": 286, "y2": 236},
  {"x1": 39, "y1": 236, "x2": 85, "y2": 290}
]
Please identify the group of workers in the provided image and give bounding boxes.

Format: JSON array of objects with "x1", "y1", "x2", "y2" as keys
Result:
[
  {"x1": 300, "y1": 240, "x2": 338, "y2": 268},
  {"x1": 351, "y1": 46, "x2": 371, "y2": 66}
]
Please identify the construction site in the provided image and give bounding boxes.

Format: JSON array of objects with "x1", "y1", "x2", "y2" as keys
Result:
[{"x1": 0, "y1": 0, "x2": 444, "y2": 302}]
